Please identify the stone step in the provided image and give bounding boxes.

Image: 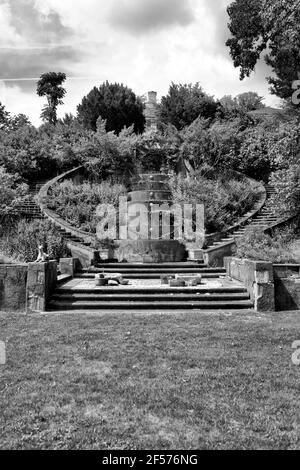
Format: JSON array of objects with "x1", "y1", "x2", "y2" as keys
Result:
[
  {"x1": 95, "y1": 262, "x2": 205, "y2": 269},
  {"x1": 48, "y1": 299, "x2": 253, "y2": 311},
  {"x1": 82, "y1": 267, "x2": 223, "y2": 274},
  {"x1": 52, "y1": 292, "x2": 250, "y2": 302},
  {"x1": 75, "y1": 271, "x2": 226, "y2": 280},
  {"x1": 56, "y1": 286, "x2": 248, "y2": 295}
]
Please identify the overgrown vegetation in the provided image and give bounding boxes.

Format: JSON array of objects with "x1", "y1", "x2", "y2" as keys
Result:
[
  {"x1": 235, "y1": 227, "x2": 300, "y2": 264},
  {"x1": 169, "y1": 170, "x2": 258, "y2": 233},
  {"x1": 43, "y1": 180, "x2": 127, "y2": 233},
  {"x1": 0, "y1": 219, "x2": 69, "y2": 263}
]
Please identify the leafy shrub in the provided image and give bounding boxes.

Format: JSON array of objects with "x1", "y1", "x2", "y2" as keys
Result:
[
  {"x1": 0, "y1": 167, "x2": 29, "y2": 225},
  {"x1": 169, "y1": 170, "x2": 257, "y2": 233},
  {"x1": 0, "y1": 219, "x2": 69, "y2": 263},
  {"x1": 269, "y1": 165, "x2": 300, "y2": 217},
  {"x1": 43, "y1": 180, "x2": 127, "y2": 233},
  {"x1": 235, "y1": 227, "x2": 299, "y2": 263}
]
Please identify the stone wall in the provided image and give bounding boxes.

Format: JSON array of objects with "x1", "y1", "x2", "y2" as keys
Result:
[
  {"x1": 273, "y1": 265, "x2": 300, "y2": 311},
  {"x1": 0, "y1": 264, "x2": 28, "y2": 312},
  {"x1": 26, "y1": 261, "x2": 57, "y2": 313},
  {"x1": 224, "y1": 257, "x2": 275, "y2": 312},
  {"x1": 204, "y1": 242, "x2": 236, "y2": 267},
  {"x1": 0, "y1": 261, "x2": 58, "y2": 313}
]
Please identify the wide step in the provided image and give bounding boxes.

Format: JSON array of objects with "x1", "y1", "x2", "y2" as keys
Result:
[
  {"x1": 52, "y1": 292, "x2": 250, "y2": 302},
  {"x1": 48, "y1": 299, "x2": 253, "y2": 310},
  {"x1": 76, "y1": 272, "x2": 226, "y2": 279}
]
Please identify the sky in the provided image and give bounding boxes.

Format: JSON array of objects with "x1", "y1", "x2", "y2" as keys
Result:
[{"x1": 0, "y1": 0, "x2": 281, "y2": 126}]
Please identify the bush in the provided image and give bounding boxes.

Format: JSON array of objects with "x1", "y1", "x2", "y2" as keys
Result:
[
  {"x1": 43, "y1": 180, "x2": 127, "y2": 233},
  {"x1": 0, "y1": 219, "x2": 69, "y2": 263},
  {"x1": 235, "y1": 227, "x2": 299, "y2": 263},
  {"x1": 169, "y1": 170, "x2": 257, "y2": 233}
]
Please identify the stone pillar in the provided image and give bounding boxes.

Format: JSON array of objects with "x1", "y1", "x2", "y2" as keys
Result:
[
  {"x1": 224, "y1": 257, "x2": 275, "y2": 312},
  {"x1": 26, "y1": 261, "x2": 57, "y2": 313},
  {"x1": 59, "y1": 257, "x2": 79, "y2": 277}
]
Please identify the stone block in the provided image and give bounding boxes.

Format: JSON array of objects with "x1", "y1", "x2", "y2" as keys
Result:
[
  {"x1": 59, "y1": 258, "x2": 78, "y2": 276},
  {"x1": 224, "y1": 257, "x2": 275, "y2": 312},
  {"x1": 169, "y1": 279, "x2": 186, "y2": 287},
  {"x1": 175, "y1": 274, "x2": 202, "y2": 285},
  {"x1": 0, "y1": 264, "x2": 28, "y2": 312},
  {"x1": 26, "y1": 261, "x2": 57, "y2": 313},
  {"x1": 188, "y1": 249, "x2": 203, "y2": 261}
]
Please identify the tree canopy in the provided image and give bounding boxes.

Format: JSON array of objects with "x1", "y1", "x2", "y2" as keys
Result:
[
  {"x1": 159, "y1": 82, "x2": 219, "y2": 130},
  {"x1": 77, "y1": 81, "x2": 145, "y2": 134},
  {"x1": 226, "y1": 0, "x2": 300, "y2": 100},
  {"x1": 37, "y1": 72, "x2": 67, "y2": 125}
]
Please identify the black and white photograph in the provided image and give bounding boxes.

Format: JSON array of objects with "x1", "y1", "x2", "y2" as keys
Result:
[{"x1": 0, "y1": 0, "x2": 300, "y2": 453}]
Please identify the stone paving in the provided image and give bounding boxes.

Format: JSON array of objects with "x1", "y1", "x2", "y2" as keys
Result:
[{"x1": 59, "y1": 276, "x2": 243, "y2": 291}]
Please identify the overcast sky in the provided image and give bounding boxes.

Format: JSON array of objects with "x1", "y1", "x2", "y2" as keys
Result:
[{"x1": 0, "y1": 0, "x2": 280, "y2": 126}]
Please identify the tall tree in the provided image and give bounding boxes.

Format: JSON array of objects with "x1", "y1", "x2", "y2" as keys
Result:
[
  {"x1": 159, "y1": 82, "x2": 219, "y2": 130},
  {"x1": 0, "y1": 102, "x2": 10, "y2": 129},
  {"x1": 77, "y1": 82, "x2": 145, "y2": 134},
  {"x1": 226, "y1": 0, "x2": 300, "y2": 100},
  {"x1": 37, "y1": 72, "x2": 67, "y2": 125}
]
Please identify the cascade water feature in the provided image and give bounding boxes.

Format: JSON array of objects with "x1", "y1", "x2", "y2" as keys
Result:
[{"x1": 115, "y1": 172, "x2": 187, "y2": 263}]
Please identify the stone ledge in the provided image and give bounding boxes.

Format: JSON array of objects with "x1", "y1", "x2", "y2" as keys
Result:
[{"x1": 224, "y1": 257, "x2": 274, "y2": 312}]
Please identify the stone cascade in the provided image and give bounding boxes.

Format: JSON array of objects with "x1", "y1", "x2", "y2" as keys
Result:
[{"x1": 115, "y1": 172, "x2": 187, "y2": 263}]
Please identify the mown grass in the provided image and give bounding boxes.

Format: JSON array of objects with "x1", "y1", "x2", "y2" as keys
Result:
[{"x1": 0, "y1": 310, "x2": 299, "y2": 450}]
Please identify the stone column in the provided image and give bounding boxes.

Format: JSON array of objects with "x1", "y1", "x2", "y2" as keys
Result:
[{"x1": 26, "y1": 261, "x2": 57, "y2": 313}]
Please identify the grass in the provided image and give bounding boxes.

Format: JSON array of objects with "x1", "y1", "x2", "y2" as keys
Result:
[{"x1": 0, "y1": 310, "x2": 300, "y2": 450}]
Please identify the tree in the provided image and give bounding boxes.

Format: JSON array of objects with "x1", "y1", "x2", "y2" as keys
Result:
[
  {"x1": 226, "y1": 0, "x2": 300, "y2": 100},
  {"x1": 0, "y1": 102, "x2": 10, "y2": 129},
  {"x1": 235, "y1": 92, "x2": 265, "y2": 112},
  {"x1": 37, "y1": 72, "x2": 67, "y2": 125},
  {"x1": 159, "y1": 82, "x2": 219, "y2": 130},
  {"x1": 0, "y1": 167, "x2": 29, "y2": 225},
  {"x1": 77, "y1": 81, "x2": 145, "y2": 134}
]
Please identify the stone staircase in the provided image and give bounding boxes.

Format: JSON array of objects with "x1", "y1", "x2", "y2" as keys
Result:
[
  {"x1": 209, "y1": 185, "x2": 278, "y2": 248},
  {"x1": 13, "y1": 181, "x2": 45, "y2": 220},
  {"x1": 48, "y1": 261, "x2": 253, "y2": 311}
]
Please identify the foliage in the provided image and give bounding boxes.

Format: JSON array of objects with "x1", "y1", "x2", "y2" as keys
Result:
[
  {"x1": 37, "y1": 72, "x2": 67, "y2": 125},
  {"x1": 43, "y1": 180, "x2": 127, "y2": 233},
  {"x1": 169, "y1": 170, "x2": 257, "y2": 233},
  {"x1": 235, "y1": 227, "x2": 299, "y2": 263},
  {"x1": 0, "y1": 219, "x2": 69, "y2": 263},
  {"x1": 0, "y1": 167, "x2": 29, "y2": 225},
  {"x1": 226, "y1": 0, "x2": 300, "y2": 100},
  {"x1": 0, "y1": 124, "x2": 58, "y2": 180},
  {"x1": 77, "y1": 81, "x2": 145, "y2": 134},
  {"x1": 269, "y1": 165, "x2": 300, "y2": 216},
  {"x1": 159, "y1": 82, "x2": 219, "y2": 130}
]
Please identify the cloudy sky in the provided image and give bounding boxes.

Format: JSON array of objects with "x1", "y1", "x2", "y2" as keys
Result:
[{"x1": 0, "y1": 0, "x2": 280, "y2": 126}]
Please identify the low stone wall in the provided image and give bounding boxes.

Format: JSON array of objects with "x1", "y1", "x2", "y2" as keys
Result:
[
  {"x1": 0, "y1": 261, "x2": 58, "y2": 313},
  {"x1": 204, "y1": 241, "x2": 236, "y2": 267},
  {"x1": 26, "y1": 261, "x2": 57, "y2": 313},
  {"x1": 273, "y1": 264, "x2": 300, "y2": 311},
  {"x1": 67, "y1": 242, "x2": 100, "y2": 269},
  {"x1": 0, "y1": 264, "x2": 28, "y2": 312},
  {"x1": 224, "y1": 257, "x2": 275, "y2": 312}
]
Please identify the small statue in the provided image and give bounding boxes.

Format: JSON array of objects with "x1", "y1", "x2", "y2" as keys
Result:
[{"x1": 35, "y1": 245, "x2": 49, "y2": 263}]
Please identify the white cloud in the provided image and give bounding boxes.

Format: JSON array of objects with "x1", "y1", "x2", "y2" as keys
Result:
[{"x1": 0, "y1": 0, "x2": 280, "y2": 126}]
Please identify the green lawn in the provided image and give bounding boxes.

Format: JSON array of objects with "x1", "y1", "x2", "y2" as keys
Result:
[{"x1": 0, "y1": 310, "x2": 299, "y2": 450}]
